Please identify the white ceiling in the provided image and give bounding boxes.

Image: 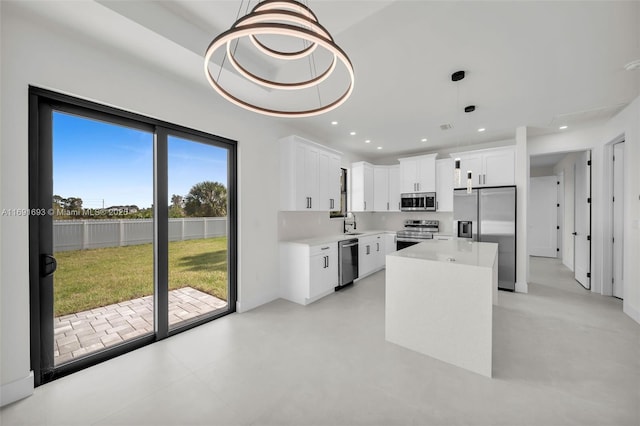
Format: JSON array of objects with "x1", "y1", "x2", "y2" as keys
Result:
[{"x1": 11, "y1": 0, "x2": 640, "y2": 161}]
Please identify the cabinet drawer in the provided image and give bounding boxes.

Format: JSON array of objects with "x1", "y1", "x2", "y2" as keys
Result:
[{"x1": 310, "y1": 243, "x2": 336, "y2": 256}]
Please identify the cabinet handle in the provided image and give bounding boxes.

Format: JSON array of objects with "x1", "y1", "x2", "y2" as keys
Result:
[
  {"x1": 436, "y1": 201, "x2": 439, "y2": 211},
  {"x1": 387, "y1": 202, "x2": 389, "y2": 210},
  {"x1": 326, "y1": 256, "x2": 329, "y2": 268},
  {"x1": 321, "y1": 246, "x2": 330, "y2": 250},
  {"x1": 364, "y1": 201, "x2": 367, "y2": 211},
  {"x1": 330, "y1": 199, "x2": 334, "y2": 209},
  {"x1": 366, "y1": 245, "x2": 370, "y2": 255},
  {"x1": 376, "y1": 242, "x2": 380, "y2": 252},
  {"x1": 478, "y1": 175, "x2": 481, "y2": 185},
  {"x1": 483, "y1": 174, "x2": 486, "y2": 185},
  {"x1": 310, "y1": 197, "x2": 312, "y2": 209}
]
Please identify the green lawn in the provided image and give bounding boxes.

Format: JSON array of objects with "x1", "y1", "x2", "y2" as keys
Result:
[{"x1": 54, "y1": 237, "x2": 227, "y2": 316}]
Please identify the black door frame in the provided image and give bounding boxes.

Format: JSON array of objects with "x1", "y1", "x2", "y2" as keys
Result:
[{"x1": 28, "y1": 87, "x2": 237, "y2": 385}]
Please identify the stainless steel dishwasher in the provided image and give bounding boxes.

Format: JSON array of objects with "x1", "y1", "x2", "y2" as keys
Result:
[{"x1": 338, "y1": 238, "x2": 359, "y2": 289}]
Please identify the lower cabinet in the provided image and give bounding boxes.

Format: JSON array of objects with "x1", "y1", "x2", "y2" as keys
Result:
[
  {"x1": 280, "y1": 242, "x2": 338, "y2": 305},
  {"x1": 358, "y1": 234, "x2": 385, "y2": 278},
  {"x1": 385, "y1": 233, "x2": 397, "y2": 255}
]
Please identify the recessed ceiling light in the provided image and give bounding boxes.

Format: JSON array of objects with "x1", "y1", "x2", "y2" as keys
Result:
[
  {"x1": 559, "y1": 125, "x2": 568, "y2": 130},
  {"x1": 477, "y1": 128, "x2": 486, "y2": 132},
  {"x1": 377, "y1": 146, "x2": 382, "y2": 150},
  {"x1": 365, "y1": 139, "x2": 371, "y2": 144},
  {"x1": 350, "y1": 131, "x2": 356, "y2": 136},
  {"x1": 421, "y1": 138, "x2": 428, "y2": 142},
  {"x1": 331, "y1": 121, "x2": 338, "y2": 125}
]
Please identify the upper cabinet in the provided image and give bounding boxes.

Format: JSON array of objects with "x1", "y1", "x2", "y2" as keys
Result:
[
  {"x1": 435, "y1": 158, "x2": 454, "y2": 212},
  {"x1": 280, "y1": 135, "x2": 342, "y2": 211},
  {"x1": 351, "y1": 161, "x2": 374, "y2": 212},
  {"x1": 450, "y1": 146, "x2": 515, "y2": 188},
  {"x1": 398, "y1": 154, "x2": 437, "y2": 193},
  {"x1": 373, "y1": 165, "x2": 400, "y2": 212}
]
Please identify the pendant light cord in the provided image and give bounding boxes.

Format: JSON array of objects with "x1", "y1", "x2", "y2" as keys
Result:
[{"x1": 217, "y1": 0, "x2": 251, "y2": 83}]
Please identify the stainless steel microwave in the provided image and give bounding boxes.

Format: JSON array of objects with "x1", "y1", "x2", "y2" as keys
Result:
[{"x1": 400, "y1": 192, "x2": 436, "y2": 211}]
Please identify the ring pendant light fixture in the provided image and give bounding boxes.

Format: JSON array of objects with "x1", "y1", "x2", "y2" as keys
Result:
[{"x1": 204, "y1": 0, "x2": 355, "y2": 118}]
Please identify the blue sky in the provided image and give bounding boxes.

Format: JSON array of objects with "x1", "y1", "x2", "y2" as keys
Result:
[{"x1": 53, "y1": 112, "x2": 228, "y2": 209}]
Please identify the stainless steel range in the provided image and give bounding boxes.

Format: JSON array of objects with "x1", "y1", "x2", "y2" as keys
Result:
[{"x1": 396, "y1": 220, "x2": 439, "y2": 250}]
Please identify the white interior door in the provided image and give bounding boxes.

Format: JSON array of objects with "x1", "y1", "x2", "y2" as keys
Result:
[
  {"x1": 528, "y1": 176, "x2": 558, "y2": 257},
  {"x1": 574, "y1": 151, "x2": 591, "y2": 289},
  {"x1": 557, "y1": 172, "x2": 564, "y2": 262},
  {"x1": 613, "y1": 143, "x2": 625, "y2": 299}
]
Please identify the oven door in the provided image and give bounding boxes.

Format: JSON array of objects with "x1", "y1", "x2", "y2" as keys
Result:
[
  {"x1": 396, "y1": 237, "x2": 431, "y2": 250},
  {"x1": 400, "y1": 193, "x2": 426, "y2": 211},
  {"x1": 425, "y1": 194, "x2": 436, "y2": 211}
]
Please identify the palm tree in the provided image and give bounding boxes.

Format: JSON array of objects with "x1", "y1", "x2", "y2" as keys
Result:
[{"x1": 183, "y1": 181, "x2": 227, "y2": 217}]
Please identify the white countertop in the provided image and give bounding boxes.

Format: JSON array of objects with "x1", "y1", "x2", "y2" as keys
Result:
[
  {"x1": 283, "y1": 230, "x2": 396, "y2": 246},
  {"x1": 388, "y1": 239, "x2": 498, "y2": 268}
]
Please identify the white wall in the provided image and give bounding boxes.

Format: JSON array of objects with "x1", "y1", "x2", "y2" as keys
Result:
[{"x1": 0, "y1": 3, "x2": 296, "y2": 404}]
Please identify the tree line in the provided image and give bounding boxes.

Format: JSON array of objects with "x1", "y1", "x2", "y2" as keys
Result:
[{"x1": 53, "y1": 181, "x2": 227, "y2": 220}]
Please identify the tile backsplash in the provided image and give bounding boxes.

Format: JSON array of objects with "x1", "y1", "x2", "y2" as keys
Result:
[{"x1": 278, "y1": 211, "x2": 454, "y2": 241}]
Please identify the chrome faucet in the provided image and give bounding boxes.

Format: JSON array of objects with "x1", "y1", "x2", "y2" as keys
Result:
[{"x1": 344, "y1": 212, "x2": 357, "y2": 234}]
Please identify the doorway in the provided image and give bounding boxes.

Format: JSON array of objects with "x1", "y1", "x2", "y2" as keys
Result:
[{"x1": 29, "y1": 88, "x2": 237, "y2": 385}]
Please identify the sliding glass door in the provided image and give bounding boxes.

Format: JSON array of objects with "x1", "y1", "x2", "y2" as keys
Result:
[{"x1": 29, "y1": 88, "x2": 236, "y2": 385}]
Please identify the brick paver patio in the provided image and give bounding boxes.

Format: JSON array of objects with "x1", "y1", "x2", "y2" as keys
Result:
[{"x1": 54, "y1": 287, "x2": 227, "y2": 364}]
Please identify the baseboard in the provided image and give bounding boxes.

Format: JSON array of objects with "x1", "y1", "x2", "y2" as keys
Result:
[
  {"x1": 623, "y1": 303, "x2": 640, "y2": 325},
  {"x1": 0, "y1": 371, "x2": 34, "y2": 407},
  {"x1": 236, "y1": 293, "x2": 279, "y2": 313},
  {"x1": 515, "y1": 281, "x2": 528, "y2": 293}
]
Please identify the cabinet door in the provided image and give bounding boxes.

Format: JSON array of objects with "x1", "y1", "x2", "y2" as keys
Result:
[
  {"x1": 309, "y1": 247, "x2": 337, "y2": 298},
  {"x1": 295, "y1": 144, "x2": 319, "y2": 209},
  {"x1": 328, "y1": 154, "x2": 341, "y2": 211},
  {"x1": 457, "y1": 155, "x2": 482, "y2": 188},
  {"x1": 358, "y1": 237, "x2": 374, "y2": 277},
  {"x1": 436, "y1": 158, "x2": 454, "y2": 212},
  {"x1": 373, "y1": 235, "x2": 385, "y2": 269},
  {"x1": 399, "y1": 158, "x2": 418, "y2": 193},
  {"x1": 351, "y1": 162, "x2": 374, "y2": 212},
  {"x1": 388, "y1": 165, "x2": 400, "y2": 211},
  {"x1": 483, "y1": 148, "x2": 515, "y2": 186},
  {"x1": 385, "y1": 233, "x2": 397, "y2": 254},
  {"x1": 417, "y1": 156, "x2": 436, "y2": 192},
  {"x1": 318, "y1": 151, "x2": 330, "y2": 211},
  {"x1": 373, "y1": 166, "x2": 389, "y2": 211}
]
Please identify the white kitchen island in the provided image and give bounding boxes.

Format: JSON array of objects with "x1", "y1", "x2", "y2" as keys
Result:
[{"x1": 385, "y1": 239, "x2": 498, "y2": 378}]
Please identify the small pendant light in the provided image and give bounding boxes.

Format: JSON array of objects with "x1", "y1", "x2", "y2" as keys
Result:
[
  {"x1": 466, "y1": 171, "x2": 473, "y2": 194},
  {"x1": 454, "y1": 158, "x2": 461, "y2": 187}
]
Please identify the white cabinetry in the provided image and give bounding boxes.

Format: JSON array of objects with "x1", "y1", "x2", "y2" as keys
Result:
[
  {"x1": 280, "y1": 242, "x2": 338, "y2": 305},
  {"x1": 280, "y1": 135, "x2": 342, "y2": 211},
  {"x1": 319, "y1": 150, "x2": 341, "y2": 211},
  {"x1": 451, "y1": 146, "x2": 515, "y2": 188},
  {"x1": 399, "y1": 154, "x2": 437, "y2": 193},
  {"x1": 373, "y1": 165, "x2": 401, "y2": 212},
  {"x1": 351, "y1": 162, "x2": 374, "y2": 212},
  {"x1": 385, "y1": 233, "x2": 397, "y2": 254},
  {"x1": 436, "y1": 158, "x2": 454, "y2": 212},
  {"x1": 358, "y1": 234, "x2": 385, "y2": 278}
]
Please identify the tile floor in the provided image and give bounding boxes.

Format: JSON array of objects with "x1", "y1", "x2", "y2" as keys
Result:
[
  {"x1": 1, "y1": 257, "x2": 639, "y2": 425},
  {"x1": 54, "y1": 287, "x2": 228, "y2": 364}
]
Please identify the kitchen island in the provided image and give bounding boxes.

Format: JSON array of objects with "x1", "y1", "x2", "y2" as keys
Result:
[{"x1": 385, "y1": 239, "x2": 498, "y2": 378}]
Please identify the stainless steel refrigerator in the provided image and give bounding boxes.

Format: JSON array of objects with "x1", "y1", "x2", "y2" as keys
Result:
[{"x1": 453, "y1": 186, "x2": 516, "y2": 291}]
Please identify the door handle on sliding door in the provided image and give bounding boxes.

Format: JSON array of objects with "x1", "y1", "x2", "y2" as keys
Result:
[{"x1": 41, "y1": 254, "x2": 57, "y2": 278}]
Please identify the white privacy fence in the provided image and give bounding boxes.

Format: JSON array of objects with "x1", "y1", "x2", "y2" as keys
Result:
[{"x1": 54, "y1": 217, "x2": 227, "y2": 252}]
